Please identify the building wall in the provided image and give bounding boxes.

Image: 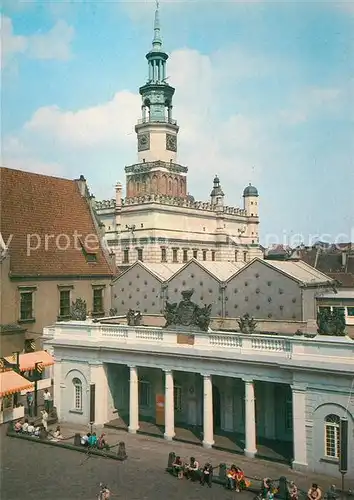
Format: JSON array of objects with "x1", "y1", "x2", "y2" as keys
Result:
[
  {"x1": 305, "y1": 376, "x2": 354, "y2": 478},
  {"x1": 166, "y1": 261, "x2": 222, "y2": 317},
  {"x1": 1, "y1": 274, "x2": 112, "y2": 349},
  {"x1": 0, "y1": 255, "x2": 15, "y2": 325},
  {"x1": 111, "y1": 265, "x2": 163, "y2": 314},
  {"x1": 225, "y1": 260, "x2": 302, "y2": 321}
]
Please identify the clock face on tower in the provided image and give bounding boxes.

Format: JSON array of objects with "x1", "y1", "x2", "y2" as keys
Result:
[
  {"x1": 138, "y1": 133, "x2": 150, "y2": 152},
  {"x1": 166, "y1": 133, "x2": 177, "y2": 152}
]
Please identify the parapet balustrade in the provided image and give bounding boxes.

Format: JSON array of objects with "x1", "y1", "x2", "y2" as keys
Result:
[
  {"x1": 43, "y1": 322, "x2": 354, "y2": 365},
  {"x1": 95, "y1": 193, "x2": 247, "y2": 216}
]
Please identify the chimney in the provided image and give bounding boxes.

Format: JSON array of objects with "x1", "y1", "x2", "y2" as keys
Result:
[
  {"x1": 75, "y1": 174, "x2": 87, "y2": 197},
  {"x1": 342, "y1": 251, "x2": 347, "y2": 268}
]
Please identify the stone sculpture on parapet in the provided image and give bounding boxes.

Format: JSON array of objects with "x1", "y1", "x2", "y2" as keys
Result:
[
  {"x1": 163, "y1": 289, "x2": 212, "y2": 332},
  {"x1": 70, "y1": 298, "x2": 87, "y2": 321}
]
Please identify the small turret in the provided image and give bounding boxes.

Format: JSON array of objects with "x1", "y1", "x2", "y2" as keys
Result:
[
  {"x1": 243, "y1": 183, "x2": 259, "y2": 217},
  {"x1": 210, "y1": 175, "x2": 224, "y2": 206}
]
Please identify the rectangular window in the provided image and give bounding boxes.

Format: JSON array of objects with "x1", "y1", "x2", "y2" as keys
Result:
[
  {"x1": 137, "y1": 248, "x2": 143, "y2": 261},
  {"x1": 139, "y1": 380, "x2": 151, "y2": 408},
  {"x1": 243, "y1": 251, "x2": 248, "y2": 262},
  {"x1": 161, "y1": 248, "x2": 167, "y2": 262},
  {"x1": 211, "y1": 251, "x2": 216, "y2": 261},
  {"x1": 73, "y1": 379, "x2": 82, "y2": 411},
  {"x1": 174, "y1": 386, "x2": 182, "y2": 412},
  {"x1": 285, "y1": 399, "x2": 293, "y2": 431},
  {"x1": 325, "y1": 423, "x2": 340, "y2": 458},
  {"x1": 319, "y1": 306, "x2": 331, "y2": 314},
  {"x1": 202, "y1": 250, "x2": 207, "y2": 261},
  {"x1": 1, "y1": 394, "x2": 14, "y2": 412},
  {"x1": 93, "y1": 288, "x2": 104, "y2": 314},
  {"x1": 183, "y1": 249, "x2": 188, "y2": 262},
  {"x1": 347, "y1": 307, "x2": 354, "y2": 316},
  {"x1": 172, "y1": 248, "x2": 178, "y2": 263},
  {"x1": 193, "y1": 250, "x2": 198, "y2": 259},
  {"x1": 20, "y1": 292, "x2": 34, "y2": 321},
  {"x1": 235, "y1": 250, "x2": 238, "y2": 262},
  {"x1": 59, "y1": 290, "x2": 71, "y2": 318},
  {"x1": 123, "y1": 248, "x2": 129, "y2": 264}
]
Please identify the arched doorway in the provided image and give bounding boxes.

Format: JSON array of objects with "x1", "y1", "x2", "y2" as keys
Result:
[{"x1": 213, "y1": 385, "x2": 221, "y2": 430}]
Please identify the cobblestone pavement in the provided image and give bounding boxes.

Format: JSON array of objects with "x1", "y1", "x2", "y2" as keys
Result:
[{"x1": 1, "y1": 424, "x2": 353, "y2": 500}]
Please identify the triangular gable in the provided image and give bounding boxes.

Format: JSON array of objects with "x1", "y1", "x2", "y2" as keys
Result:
[
  {"x1": 112, "y1": 260, "x2": 165, "y2": 284},
  {"x1": 166, "y1": 258, "x2": 223, "y2": 284},
  {"x1": 226, "y1": 257, "x2": 303, "y2": 285},
  {"x1": 226, "y1": 257, "x2": 333, "y2": 285}
]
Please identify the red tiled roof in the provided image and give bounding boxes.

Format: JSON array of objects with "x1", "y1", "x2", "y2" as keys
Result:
[{"x1": 0, "y1": 167, "x2": 114, "y2": 277}]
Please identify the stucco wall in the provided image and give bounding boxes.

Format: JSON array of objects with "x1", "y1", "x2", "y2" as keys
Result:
[
  {"x1": 166, "y1": 261, "x2": 222, "y2": 317},
  {"x1": 305, "y1": 382, "x2": 354, "y2": 479},
  {"x1": 225, "y1": 260, "x2": 303, "y2": 321},
  {"x1": 14, "y1": 278, "x2": 111, "y2": 338},
  {"x1": 111, "y1": 265, "x2": 163, "y2": 314},
  {"x1": 60, "y1": 360, "x2": 91, "y2": 425}
]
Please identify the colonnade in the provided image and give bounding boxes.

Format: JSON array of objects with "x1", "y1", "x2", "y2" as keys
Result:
[{"x1": 126, "y1": 366, "x2": 309, "y2": 462}]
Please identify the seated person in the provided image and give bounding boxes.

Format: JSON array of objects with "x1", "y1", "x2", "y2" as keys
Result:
[
  {"x1": 185, "y1": 457, "x2": 200, "y2": 481},
  {"x1": 308, "y1": 484, "x2": 322, "y2": 500},
  {"x1": 235, "y1": 467, "x2": 249, "y2": 492},
  {"x1": 289, "y1": 481, "x2": 299, "y2": 500},
  {"x1": 226, "y1": 464, "x2": 237, "y2": 490},
  {"x1": 34, "y1": 426, "x2": 41, "y2": 437},
  {"x1": 88, "y1": 432, "x2": 98, "y2": 448},
  {"x1": 81, "y1": 432, "x2": 90, "y2": 446},
  {"x1": 53, "y1": 426, "x2": 63, "y2": 440},
  {"x1": 200, "y1": 462, "x2": 213, "y2": 487},
  {"x1": 97, "y1": 432, "x2": 109, "y2": 450},
  {"x1": 262, "y1": 478, "x2": 272, "y2": 500},
  {"x1": 172, "y1": 455, "x2": 184, "y2": 478},
  {"x1": 14, "y1": 420, "x2": 22, "y2": 432},
  {"x1": 22, "y1": 418, "x2": 29, "y2": 433},
  {"x1": 27, "y1": 422, "x2": 35, "y2": 435}
]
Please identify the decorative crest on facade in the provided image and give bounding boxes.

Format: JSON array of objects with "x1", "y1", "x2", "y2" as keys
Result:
[
  {"x1": 163, "y1": 289, "x2": 212, "y2": 331},
  {"x1": 71, "y1": 298, "x2": 87, "y2": 321}
]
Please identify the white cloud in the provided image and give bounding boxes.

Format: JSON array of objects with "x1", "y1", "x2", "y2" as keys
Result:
[
  {"x1": 2, "y1": 136, "x2": 63, "y2": 176},
  {"x1": 1, "y1": 16, "x2": 27, "y2": 68},
  {"x1": 25, "y1": 91, "x2": 140, "y2": 147},
  {"x1": 1, "y1": 16, "x2": 74, "y2": 68},
  {"x1": 27, "y1": 20, "x2": 74, "y2": 60}
]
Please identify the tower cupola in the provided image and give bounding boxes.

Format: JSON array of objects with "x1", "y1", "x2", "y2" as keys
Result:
[{"x1": 210, "y1": 175, "x2": 224, "y2": 205}]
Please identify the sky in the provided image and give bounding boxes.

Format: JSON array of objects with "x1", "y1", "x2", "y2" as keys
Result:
[{"x1": 1, "y1": 0, "x2": 354, "y2": 247}]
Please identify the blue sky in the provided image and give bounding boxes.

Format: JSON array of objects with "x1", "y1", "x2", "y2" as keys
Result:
[{"x1": 2, "y1": 0, "x2": 354, "y2": 246}]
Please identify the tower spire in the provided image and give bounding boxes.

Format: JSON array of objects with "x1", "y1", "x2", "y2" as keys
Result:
[{"x1": 152, "y1": 0, "x2": 162, "y2": 50}]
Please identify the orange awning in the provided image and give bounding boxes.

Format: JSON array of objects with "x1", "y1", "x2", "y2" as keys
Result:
[
  {"x1": 5, "y1": 350, "x2": 54, "y2": 372},
  {"x1": 0, "y1": 370, "x2": 34, "y2": 397}
]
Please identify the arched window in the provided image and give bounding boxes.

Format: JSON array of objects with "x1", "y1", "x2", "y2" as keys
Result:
[
  {"x1": 73, "y1": 378, "x2": 82, "y2": 411},
  {"x1": 325, "y1": 414, "x2": 340, "y2": 458}
]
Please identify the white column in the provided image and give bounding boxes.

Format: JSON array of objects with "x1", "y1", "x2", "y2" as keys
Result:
[
  {"x1": 202, "y1": 374, "x2": 214, "y2": 448},
  {"x1": 128, "y1": 365, "x2": 139, "y2": 433},
  {"x1": 53, "y1": 360, "x2": 62, "y2": 419},
  {"x1": 244, "y1": 378, "x2": 257, "y2": 458},
  {"x1": 90, "y1": 363, "x2": 109, "y2": 425},
  {"x1": 164, "y1": 370, "x2": 175, "y2": 440},
  {"x1": 291, "y1": 384, "x2": 308, "y2": 470}
]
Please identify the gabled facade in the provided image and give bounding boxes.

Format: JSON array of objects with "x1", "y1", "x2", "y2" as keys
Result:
[
  {"x1": 166, "y1": 259, "x2": 244, "y2": 317},
  {"x1": 0, "y1": 167, "x2": 115, "y2": 355},
  {"x1": 111, "y1": 261, "x2": 182, "y2": 314},
  {"x1": 225, "y1": 258, "x2": 334, "y2": 321}
]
